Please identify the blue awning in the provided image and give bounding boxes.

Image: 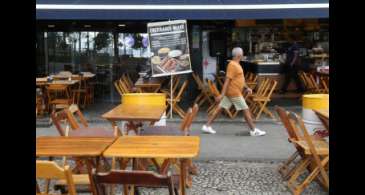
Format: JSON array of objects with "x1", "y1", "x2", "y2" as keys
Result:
[{"x1": 36, "y1": 0, "x2": 329, "y2": 20}]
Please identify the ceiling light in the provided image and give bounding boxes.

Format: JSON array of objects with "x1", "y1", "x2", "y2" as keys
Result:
[
  {"x1": 118, "y1": 24, "x2": 126, "y2": 27},
  {"x1": 48, "y1": 25, "x2": 55, "y2": 28},
  {"x1": 84, "y1": 25, "x2": 91, "y2": 28}
]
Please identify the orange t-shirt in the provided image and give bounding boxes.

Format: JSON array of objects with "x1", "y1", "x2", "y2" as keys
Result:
[{"x1": 225, "y1": 60, "x2": 245, "y2": 97}]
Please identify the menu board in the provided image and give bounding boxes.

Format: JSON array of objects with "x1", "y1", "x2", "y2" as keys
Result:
[{"x1": 147, "y1": 20, "x2": 192, "y2": 77}]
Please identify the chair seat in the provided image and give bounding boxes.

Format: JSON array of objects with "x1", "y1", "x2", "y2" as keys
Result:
[
  {"x1": 252, "y1": 96, "x2": 271, "y2": 101},
  {"x1": 68, "y1": 127, "x2": 115, "y2": 137},
  {"x1": 140, "y1": 126, "x2": 183, "y2": 136},
  {"x1": 50, "y1": 99, "x2": 71, "y2": 104},
  {"x1": 55, "y1": 174, "x2": 90, "y2": 186},
  {"x1": 293, "y1": 140, "x2": 329, "y2": 155}
]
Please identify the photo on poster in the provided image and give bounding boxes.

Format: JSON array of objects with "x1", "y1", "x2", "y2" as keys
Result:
[{"x1": 147, "y1": 20, "x2": 192, "y2": 77}]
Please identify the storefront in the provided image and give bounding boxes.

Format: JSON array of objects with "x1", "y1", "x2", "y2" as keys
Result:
[{"x1": 36, "y1": 0, "x2": 329, "y2": 103}]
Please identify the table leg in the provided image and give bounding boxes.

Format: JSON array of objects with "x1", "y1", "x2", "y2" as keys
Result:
[
  {"x1": 180, "y1": 159, "x2": 187, "y2": 195},
  {"x1": 45, "y1": 156, "x2": 54, "y2": 194},
  {"x1": 85, "y1": 158, "x2": 98, "y2": 195},
  {"x1": 110, "y1": 120, "x2": 122, "y2": 136}
]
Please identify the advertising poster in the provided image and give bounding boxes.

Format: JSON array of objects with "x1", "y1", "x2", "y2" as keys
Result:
[{"x1": 147, "y1": 20, "x2": 192, "y2": 77}]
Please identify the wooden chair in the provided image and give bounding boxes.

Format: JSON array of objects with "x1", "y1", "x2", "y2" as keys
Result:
[
  {"x1": 46, "y1": 84, "x2": 73, "y2": 112},
  {"x1": 287, "y1": 112, "x2": 329, "y2": 195},
  {"x1": 71, "y1": 75, "x2": 89, "y2": 108},
  {"x1": 64, "y1": 104, "x2": 116, "y2": 137},
  {"x1": 207, "y1": 79, "x2": 238, "y2": 119},
  {"x1": 248, "y1": 78, "x2": 277, "y2": 120},
  {"x1": 192, "y1": 73, "x2": 214, "y2": 107},
  {"x1": 139, "y1": 107, "x2": 194, "y2": 187},
  {"x1": 36, "y1": 160, "x2": 77, "y2": 195},
  {"x1": 121, "y1": 74, "x2": 142, "y2": 93},
  {"x1": 275, "y1": 106, "x2": 324, "y2": 180},
  {"x1": 245, "y1": 72, "x2": 258, "y2": 90},
  {"x1": 320, "y1": 76, "x2": 329, "y2": 93},
  {"x1": 92, "y1": 169, "x2": 179, "y2": 195},
  {"x1": 167, "y1": 79, "x2": 189, "y2": 118},
  {"x1": 301, "y1": 72, "x2": 326, "y2": 94}
]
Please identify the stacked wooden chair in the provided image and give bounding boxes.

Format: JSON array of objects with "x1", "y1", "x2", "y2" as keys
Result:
[
  {"x1": 247, "y1": 78, "x2": 277, "y2": 120},
  {"x1": 275, "y1": 107, "x2": 329, "y2": 195},
  {"x1": 207, "y1": 79, "x2": 238, "y2": 119},
  {"x1": 165, "y1": 78, "x2": 189, "y2": 118},
  {"x1": 299, "y1": 72, "x2": 327, "y2": 94},
  {"x1": 71, "y1": 75, "x2": 90, "y2": 108},
  {"x1": 245, "y1": 72, "x2": 258, "y2": 90},
  {"x1": 192, "y1": 73, "x2": 214, "y2": 107}
]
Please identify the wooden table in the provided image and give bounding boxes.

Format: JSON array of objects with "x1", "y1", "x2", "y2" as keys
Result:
[
  {"x1": 52, "y1": 73, "x2": 96, "y2": 80},
  {"x1": 103, "y1": 136, "x2": 200, "y2": 195},
  {"x1": 36, "y1": 79, "x2": 79, "y2": 87},
  {"x1": 36, "y1": 136, "x2": 116, "y2": 195},
  {"x1": 102, "y1": 104, "x2": 166, "y2": 135},
  {"x1": 134, "y1": 77, "x2": 163, "y2": 92}
]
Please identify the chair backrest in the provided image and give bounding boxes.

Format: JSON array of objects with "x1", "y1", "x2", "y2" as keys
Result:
[
  {"x1": 121, "y1": 74, "x2": 132, "y2": 90},
  {"x1": 174, "y1": 79, "x2": 189, "y2": 101},
  {"x1": 192, "y1": 73, "x2": 204, "y2": 89},
  {"x1": 320, "y1": 76, "x2": 329, "y2": 93},
  {"x1": 207, "y1": 79, "x2": 220, "y2": 97},
  {"x1": 92, "y1": 169, "x2": 175, "y2": 195},
  {"x1": 259, "y1": 78, "x2": 277, "y2": 99},
  {"x1": 46, "y1": 84, "x2": 71, "y2": 101},
  {"x1": 118, "y1": 79, "x2": 131, "y2": 93},
  {"x1": 36, "y1": 160, "x2": 76, "y2": 195},
  {"x1": 50, "y1": 110, "x2": 69, "y2": 136},
  {"x1": 298, "y1": 71, "x2": 308, "y2": 89},
  {"x1": 114, "y1": 80, "x2": 124, "y2": 96},
  {"x1": 64, "y1": 104, "x2": 89, "y2": 130},
  {"x1": 275, "y1": 106, "x2": 302, "y2": 141},
  {"x1": 254, "y1": 78, "x2": 269, "y2": 96}
]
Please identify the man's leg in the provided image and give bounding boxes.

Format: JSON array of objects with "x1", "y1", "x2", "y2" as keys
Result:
[
  {"x1": 206, "y1": 107, "x2": 222, "y2": 127},
  {"x1": 232, "y1": 96, "x2": 266, "y2": 136},
  {"x1": 280, "y1": 66, "x2": 293, "y2": 93},
  {"x1": 293, "y1": 69, "x2": 305, "y2": 92},
  {"x1": 242, "y1": 109, "x2": 255, "y2": 130}
]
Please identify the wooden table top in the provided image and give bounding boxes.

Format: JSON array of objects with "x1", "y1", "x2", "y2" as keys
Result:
[
  {"x1": 53, "y1": 73, "x2": 96, "y2": 79},
  {"x1": 103, "y1": 136, "x2": 200, "y2": 158},
  {"x1": 102, "y1": 104, "x2": 166, "y2": 121},
  {"x1": 36, "y1": 79, "x2": 79, "y2": 86},
  {"x1": 36, "y1": 136, "x2": 116, "y2": 157},
  {"x1": 135, "y1": 77, "x2": 163, "y2": 88},
  {"x1": 313, "y1": 109, "x2": 329, "y2": 119}
]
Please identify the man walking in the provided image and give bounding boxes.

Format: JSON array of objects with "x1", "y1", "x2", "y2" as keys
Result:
[
  {"x1": 279, "y1": 35, "x2": 305, "y2": 93},
  {"x1": 201, "y1": 47, "x2": 266, "y2": 136}
]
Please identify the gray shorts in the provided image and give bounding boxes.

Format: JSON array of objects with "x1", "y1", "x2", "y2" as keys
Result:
[{"x1": 219, "y1": 96, "x2": 249, "y2": 111}]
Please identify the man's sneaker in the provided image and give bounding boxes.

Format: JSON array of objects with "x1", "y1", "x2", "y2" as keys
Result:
[
  {"x1": 250, "y1": 128, "x2": 266, "y2": 136},
  {"x1": 201, "y1": 125, "x2": 216, "y2": 134}
]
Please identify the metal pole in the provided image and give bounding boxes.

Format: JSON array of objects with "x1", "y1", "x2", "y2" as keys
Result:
[{"x1": 170, "y1": 74, "x2": 173, "y2": 119}]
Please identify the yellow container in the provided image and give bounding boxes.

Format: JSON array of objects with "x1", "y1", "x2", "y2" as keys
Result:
[
  {"x1": 302, "y1": 94, "x2": 329, "y2": 110},
  {"x1": 122, "y1": 93, "x2": 166, "y2": 106},
  {"x1": 302, "y1": 94, "x2": 329, "y2": 134}
]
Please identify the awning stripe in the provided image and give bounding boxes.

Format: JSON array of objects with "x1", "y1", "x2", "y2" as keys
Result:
[{"x1": 36, "y1": 3, "x2": 329, "y2": 10}]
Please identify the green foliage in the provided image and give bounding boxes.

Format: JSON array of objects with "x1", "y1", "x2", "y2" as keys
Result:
[{"x1": 94, "y1": 32, "x2": 111, "y2": 51}]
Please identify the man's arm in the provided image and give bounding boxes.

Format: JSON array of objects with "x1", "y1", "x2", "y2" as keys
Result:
[{"x1": 216, "y1": 78, "x2": 231, "y2": 102}]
